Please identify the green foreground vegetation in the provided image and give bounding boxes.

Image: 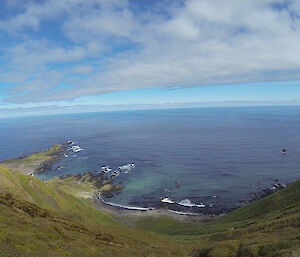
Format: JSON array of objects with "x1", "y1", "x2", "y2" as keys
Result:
[
  {"x1": 1, "y1": 146, "x2": 300, "y2": 257},
  {"x1": 0, "y1": 165, "x2": 189, "y2": 257}
]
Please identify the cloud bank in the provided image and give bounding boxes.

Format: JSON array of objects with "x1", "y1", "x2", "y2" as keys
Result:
[
  {"x1": 1, "y1": 0, "x2": 300, "y2": 104},
  {"x1": 2, "y1": 100, "x2": 300, "y2": 118}
]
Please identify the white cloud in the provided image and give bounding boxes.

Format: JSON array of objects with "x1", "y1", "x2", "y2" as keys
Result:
[
  {"x1": 1, "y1": 0, "x2": 300, "y2": 103},
  {"x1": 70, "y1": 65, "x2": 94, "y2": 74}
]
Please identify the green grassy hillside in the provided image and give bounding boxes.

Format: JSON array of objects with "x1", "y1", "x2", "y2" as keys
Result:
[
  {"x1": 0, "y1": 165, "x2": 117, "y2": 226},
  {"x1": 0, "y1": 165, "x2": 189, "y2": 257}
]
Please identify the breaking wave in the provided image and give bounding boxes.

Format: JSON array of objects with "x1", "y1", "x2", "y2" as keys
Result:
[
  {"x1": 161, "y1": 197, "x2": 175, "y2": 204},
  {"x1": 98, "y1": 195, "x2": 155, "y2": 211},
  {"x1": 161, "y1": 197, "x2": 205, "y2": 208},
  {"x1": 177, "y1": 199, "x2": 205, "y2": 208}
]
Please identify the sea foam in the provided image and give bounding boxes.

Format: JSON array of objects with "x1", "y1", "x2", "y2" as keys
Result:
[{"x1": 177, "y1": 199, "x2": 205, "y2": 208}]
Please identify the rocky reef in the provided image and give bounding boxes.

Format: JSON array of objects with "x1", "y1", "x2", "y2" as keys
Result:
[{"x1": 60, "y1": 171, "x2": 125, "y2": 198}]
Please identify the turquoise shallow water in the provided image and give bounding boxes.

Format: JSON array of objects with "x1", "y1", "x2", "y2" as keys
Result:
[{"x1": 1, "y1": 106, "x2": 300, "y2": 213}]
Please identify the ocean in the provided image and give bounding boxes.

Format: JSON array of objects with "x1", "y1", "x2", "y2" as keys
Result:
[{"x1": 1, "y1": 106, "x2": 300, "y2": 213}]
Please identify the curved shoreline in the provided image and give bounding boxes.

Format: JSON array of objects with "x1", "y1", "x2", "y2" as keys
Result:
[
  {"x1": 96, "y1": 193, "x2": 216, "y2": 221},
  {"x1": 98, "y1": 195, "x2": 156, "y2": 211}
]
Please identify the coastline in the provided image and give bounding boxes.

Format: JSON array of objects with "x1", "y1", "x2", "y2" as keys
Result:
[
  {"x1": 94, "y1": 193, "x2": 217, "y2": 224},
  {"x1": 92, "y1": 181, "x2": 288, "y2": 221},
  {"x1": 0, "y1": 143, "x2": 67, "y2": 175},
  {"x1": 0, "y1": 142, "x2": 289, "y2": 222},
  {"x1": 54, "y1": 172, "x2": 219, "y2": 221}
]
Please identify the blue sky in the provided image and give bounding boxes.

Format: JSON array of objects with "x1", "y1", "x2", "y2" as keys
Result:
[{"x1": 1, "y1": 0, "x2": 300, "y2": 117}]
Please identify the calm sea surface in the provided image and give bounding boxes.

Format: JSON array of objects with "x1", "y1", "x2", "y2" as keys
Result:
[{"x1": 1, "y1": 106, "x2": 300, "y2": 212}]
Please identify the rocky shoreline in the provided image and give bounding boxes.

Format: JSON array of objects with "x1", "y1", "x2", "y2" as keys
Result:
[
  {"x1": 59, "y1": 171, "x2": 125, "y2": 198},
  {"x1": 242, "y1": 180, "x2": 287, "y2": 205},
  {"x1": 0, "y1": 143, "x2": 67, "y2": 175},
  {"x1": 35, "y1": 144, "x2": 68, "y2": 174}
]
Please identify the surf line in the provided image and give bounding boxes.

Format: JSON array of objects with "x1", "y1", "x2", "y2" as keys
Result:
[
  {"x1": 166, "y1": 209, "x2": 201, "y2": 216},
  {"x1": 97, "y1": 193, "x2": 155, "y2": 211},
  {"x1": 97, "y1": 193, "x2": 205, "y2": 216}
]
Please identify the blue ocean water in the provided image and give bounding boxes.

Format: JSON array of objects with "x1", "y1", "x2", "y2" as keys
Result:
[{"x1": 1, "y1": 106, "x2": 300, "y2": 212}]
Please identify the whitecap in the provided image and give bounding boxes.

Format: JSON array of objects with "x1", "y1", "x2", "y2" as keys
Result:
[
  {"x1": 119, "y1": 164, "x2": 135, "y2": 173},
  {"x1": 102, "y1": 201, "x2": 154, "y2": 211},
  {"x1": 161, "y1": 197, "x2": 175, "y2": 204},
  {"x1": 177, "y1": 199, "x2": 205, "y2": 208},
  {"x1": 98, "y1": 194, "x2": 154, "y2": 211}
]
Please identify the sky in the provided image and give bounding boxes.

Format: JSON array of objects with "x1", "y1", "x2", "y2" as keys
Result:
[{"x1": 1, "y1": 0, "x2": 300, "y2": 117}]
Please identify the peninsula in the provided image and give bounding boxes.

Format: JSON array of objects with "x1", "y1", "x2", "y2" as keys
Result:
[{"x1": 0, "y1": 144, "x2": 66, "y2": 175}]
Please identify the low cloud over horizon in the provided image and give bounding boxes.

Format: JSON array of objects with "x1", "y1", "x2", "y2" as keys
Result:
[
  {"x1": 1, "y1": 0, "x2": 300, "y2": 107},
  {"x1": 2, "y1": 99, "x2": 300, "y2": 118}
]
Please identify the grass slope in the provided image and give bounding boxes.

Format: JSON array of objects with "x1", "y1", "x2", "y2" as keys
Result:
[
  {"x1": 0, "y1": 165, "x2": 189, "y2": 257},
  {"x1": 0, "y1": 165, "x2": 116, "y2": 226}
]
